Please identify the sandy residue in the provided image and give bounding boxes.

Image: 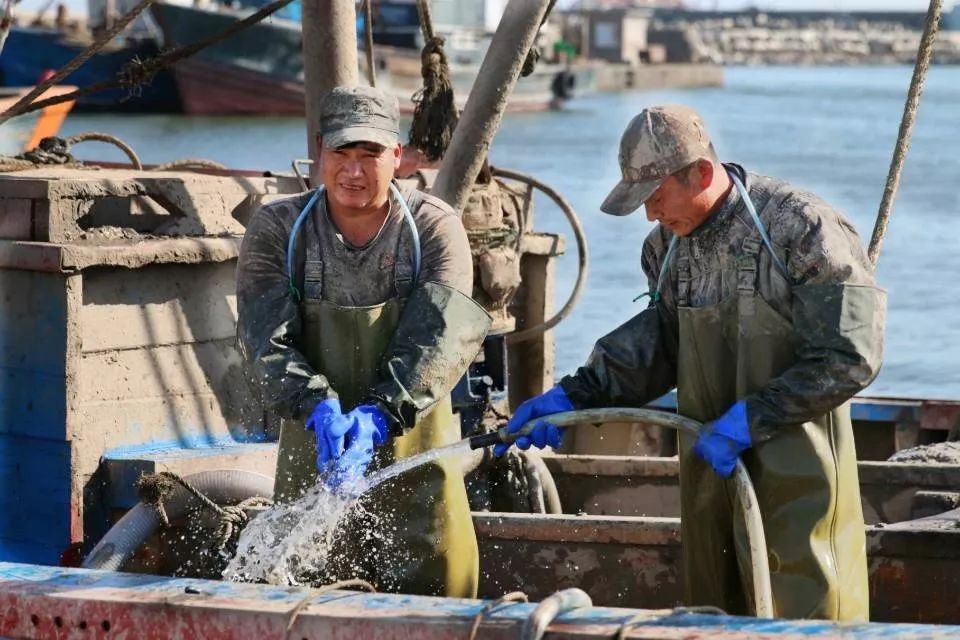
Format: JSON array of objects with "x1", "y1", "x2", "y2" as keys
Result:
[{"x1": 888, "y1": 441, "x2": 960, "y2": 465}]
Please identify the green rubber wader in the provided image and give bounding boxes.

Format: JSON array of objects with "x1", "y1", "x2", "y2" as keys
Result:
[
  {"x1": 676, "y1": 264, "x2": 870, "y2": 619},
  {"x1": 272, "y1": 298, "x2": 479, "y2": 597}
]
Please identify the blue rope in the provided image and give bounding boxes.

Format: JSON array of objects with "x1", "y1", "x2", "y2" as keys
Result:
[{"x1": 635, "y1": 235, "x2": 678, "y2": 303}]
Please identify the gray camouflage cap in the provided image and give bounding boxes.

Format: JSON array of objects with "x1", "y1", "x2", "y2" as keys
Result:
[
  {"x1": 319, "y1": 85, "x2": 400, "y2": 149},
  {"x1": 601, "y1": 105, "x2": 714, "y2": 216}
]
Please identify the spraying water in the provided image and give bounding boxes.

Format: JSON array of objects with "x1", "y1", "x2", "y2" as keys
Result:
[{"x1": 223, "y1": 439, "x2": 473, "y2": 586}]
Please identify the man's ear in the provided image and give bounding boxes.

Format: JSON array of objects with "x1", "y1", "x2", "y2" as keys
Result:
[
  {"x1": 392, "y1": 142, "x2": 403, "y2": 170},
  {"x1": 697, "y1": 158, "x2": 715, "y2": 190}
]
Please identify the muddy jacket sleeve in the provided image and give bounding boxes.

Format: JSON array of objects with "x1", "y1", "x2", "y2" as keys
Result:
[
  {"x1": 236, "y1": 199, "x2": 334, "y2": 419},
  {"x1": 745, "y1": 194, "x2": 886, "y2": 442},
  {"x1": 364, "y1": 196, "x2": 491, "y2": 434},
  {"x1": 559, "y1": 231, "x2": 680, "y2": 409}
]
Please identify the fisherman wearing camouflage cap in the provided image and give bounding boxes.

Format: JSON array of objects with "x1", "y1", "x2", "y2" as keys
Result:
[
  {"x1": 496, "y1": 105, "x2": 886, "y2": 621},
  {"x1": 236, "y1": 85, "x2": 489, "y2": 597}
]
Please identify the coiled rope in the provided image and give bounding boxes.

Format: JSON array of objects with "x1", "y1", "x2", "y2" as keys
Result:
[{"x1": 136, "y1": 471, "x2": 272, "y2": 551}]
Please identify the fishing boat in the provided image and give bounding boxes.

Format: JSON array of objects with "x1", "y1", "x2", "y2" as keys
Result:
[
  {"x1": 148, "y1": 0, "x2": 594, "y2": 115},
  {"x1": 0, "y1": 0, "x2": 955, "y2": 637},
  {"x1": 0, "y1": 25, "x2": 181, "y2": 113}
]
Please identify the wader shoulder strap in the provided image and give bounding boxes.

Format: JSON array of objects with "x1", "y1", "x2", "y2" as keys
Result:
[
  {"x1": 285, "y1": 186, "x2": 423, "y2": 300},
  {"x1": 392, "y1": 182, "x2": 422, "y2": 289},
  {"x1": 286, "y1": 189, "x2": 323, "y2": 301},
  {"x1": 728, "y1": 171, "x2": 789, "y2": 281}
]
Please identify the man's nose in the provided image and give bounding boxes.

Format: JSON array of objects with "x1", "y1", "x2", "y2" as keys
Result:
[
  {"x1": 342, "y1": 159, "x2": 363, "y2": 177},
  {"x1": 645, "y1": 203, "x2": 660, "y2": 222}
]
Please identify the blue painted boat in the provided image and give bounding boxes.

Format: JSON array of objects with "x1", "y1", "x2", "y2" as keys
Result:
[{"x1": 0, "y1": 26, "x2": 180, "y2": 113}]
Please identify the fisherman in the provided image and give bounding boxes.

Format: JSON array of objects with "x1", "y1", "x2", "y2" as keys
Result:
[
  {"x1": 236, "y1": 85, "x2": 490, "y2": 597},
  {"x1": 495, "y1": 105, "x2": 885, "y2": 620}
]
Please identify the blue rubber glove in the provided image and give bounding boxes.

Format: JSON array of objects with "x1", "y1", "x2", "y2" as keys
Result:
[
  {"x1": 326, "y1": 404, "x2": 390, "y2": 488},
  {"x1": 692, "y1": 400, "x2": 752, "y2": 478},
  {"x1": 304, "y1": 398, "x2": 353, "y2": 469},
  {"x1": 493, "y1": 386, "x2": 574, "y2": 457}
]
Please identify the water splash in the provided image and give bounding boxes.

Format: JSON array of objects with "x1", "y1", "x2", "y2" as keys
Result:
[{"x1": 222, "y1": 439, "x2": 473, "y2": 586}]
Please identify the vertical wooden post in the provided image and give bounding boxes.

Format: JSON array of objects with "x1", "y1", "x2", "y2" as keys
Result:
[{"x1": 301, "y1": 0, "x2": 359, "y2": 166}]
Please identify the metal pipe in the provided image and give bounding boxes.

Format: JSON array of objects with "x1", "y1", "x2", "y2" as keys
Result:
[
  {"x1": 300, "y1": 0, "x2": 358, "y2": 167},
  {"x1": 431, "y1": 0, "x2": 552, "y2": 213},
  {"x1": 470, "y1": 407, "x2": 774, "y2": 618}
]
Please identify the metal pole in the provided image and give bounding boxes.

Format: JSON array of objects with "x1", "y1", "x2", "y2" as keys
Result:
[
  {"x1": 431, "y1": 0, "x2": 552, "y2": 213},
  {"x1": 301, "y1": 0, "x2": 359, "y2": 165}
]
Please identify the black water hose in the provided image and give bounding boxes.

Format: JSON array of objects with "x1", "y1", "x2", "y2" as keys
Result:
[
  {"x1": 470, "y1": 407, "x2": 774, "y2": 618},
  {"x1": 82, "y1": 469, "x2": 273, "y2": 571},
  {"x1": 490, "y1": 167, "x2": 588, "y2": 345}
]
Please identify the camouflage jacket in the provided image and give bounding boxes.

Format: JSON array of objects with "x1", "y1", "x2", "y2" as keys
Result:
[
  {"x1": 236, "y1": 184, "x2": 472, "y2": 420},
  {"x1": 560, "y1": 164, "x2": 885, "y2": 440}
]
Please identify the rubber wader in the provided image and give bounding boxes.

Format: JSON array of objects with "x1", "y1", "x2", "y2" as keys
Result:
[
  {"x1": 272, "y1": 189, "x2": 478, "y2": 598},
  {"x1": 672, "y1": 176, "x2": 870, "y2": 620}
]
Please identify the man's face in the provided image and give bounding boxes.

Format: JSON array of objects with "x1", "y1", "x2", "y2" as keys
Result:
[
  {"x1": 643, "y1": 165, "x2": 712, "y2": 236},
  {"x1": 318, "y1": 140, "x2": 402, "y2": 212}
]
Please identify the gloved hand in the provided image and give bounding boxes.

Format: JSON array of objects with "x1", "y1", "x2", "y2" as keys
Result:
[
  {"x1": 326, "y1": 404, "x2": 390, "y2": 488},
  {"x1": 692, "y1": 400, "x2": 752, "y2": 478},
  {"x1": 493, "y1": 385, "x2": 574, "y2": 457},
  {"x1": 304, "y1": 398, "x2": 353, "y2": 469}
]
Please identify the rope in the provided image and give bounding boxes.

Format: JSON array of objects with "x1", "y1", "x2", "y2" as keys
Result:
[
  {"x1": 0, "y1": 0, "x2": 158, "y2": 126},
  {"x1": 519, "y1": 0, "x2": 558, "y2": 77},
  {"x1": 408, "y1": 0, "x2": 458, "y2": 162},
  {"x1": 0, "y1": 157, "x2": 45, "y2": 172},
  {"x1": 868, "y1": 0, "x2": 943, "y2": 267},
  {"x1": 615, "y1": 606, "x2": 727, "y2": 640},
  {"x1": 467, "y1": 591, "x2": 528, "y2": 640},
  {"x1": 153, "y1": 158, "x2": 228, "y2": 172},
  {"x1": 67, "y1": 132, "x2": 143, "y2": 169},
  {"x1": 283, "y1": 579, "x2": 376, "y2": 640},
  {"x1": 1, "y1": 131, "x2": 143, "y2": 172},
  {"x1": 0, "y1": 0, "x2": 15, "y2": 58},
  {"x1": 362, "y1": 0, "x2": 376, "y2": 87},
  {"x1": 135, "y1": 471, "x2": 272, "y2": 550},
  {"x1": 0, "y1": 0, "x2": 296, "y2": 119}
]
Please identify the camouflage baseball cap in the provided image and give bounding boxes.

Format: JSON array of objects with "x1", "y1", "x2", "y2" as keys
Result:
[
  {"x1": 319, "y1": 85, "x2": 400, "y2": 149},
  {"x1": 601, "y1": 105, "x2": 714, "y2": 216}
]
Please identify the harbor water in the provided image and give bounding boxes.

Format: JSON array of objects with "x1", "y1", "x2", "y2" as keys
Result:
[{"x1": 57, "y1": 65, "x2": 960, "y2": 399}]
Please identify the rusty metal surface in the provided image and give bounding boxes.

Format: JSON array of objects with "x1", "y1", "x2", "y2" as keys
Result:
[
  {"x1": 474, "y1": 512, "x2": 960, "y2": 625},
  {"x1": 0, "y1": 562, "x2": 957, "y2": 639},
  {"x1": 542, "y1": 455, "x2": 960, "y2": 525},
  {"x1": 475, "y1": 512, "x2": 681, "y2": 545},
  {"x1": 919, "y1": 400, "x2": 960, "y2": 431}
]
